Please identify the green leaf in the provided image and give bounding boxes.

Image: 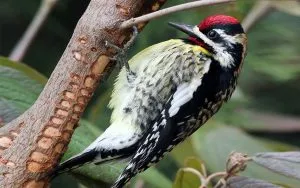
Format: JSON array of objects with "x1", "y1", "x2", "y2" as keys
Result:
[
  {"x1": 184, "y1": 157, "x2": 206, "y2": 175},
  {"x1": 87, "y1": 87, "x2": 112, "y2": 129},
  {"x1": 139, "y1": 168, "x2": 173, "y2": 188},
  {"x1": 0, "y1": 57, "x2": 46, "y2": 123},
  {"x1": 173, "y1": 168, "x2": 201, "y2": 188},
  {"x1": 229, "y1": 109, "x2": 300, "y2": 132},
  {"x1": 246, "y1": 11, "x2": 300, "y2": 81},
  {"x1": 51, "y1": 174, "x2": 81, "y2": 188},
  {"x1": 171, "y1": 138, "x2": 199, "y2": 166},
  {"x1": 192, "y1": 123, "x2": 300, "y2": 187},
  {"x1": 172, "y1": 157, "x2": 206, "y2": 188},
  {"x1": 0, "y1": 57, "x2": 47, "y2": 84},
  {"x1": 74, "y1": 174, "x2": 109, "y2": 188},
  {"x1": 255, "y1": 138, "x2": 299, "y2": 152}
]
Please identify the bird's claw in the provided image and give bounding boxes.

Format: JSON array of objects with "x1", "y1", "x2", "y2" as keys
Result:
[
  {"x1": 105, "y1": 41, "x2": 123, "y2": 53},
  {"x1": 105, "y1": 26, "x2": 138, "y2": 83},
  {"x1": 124, "y1": 26, "x2": 138, "y2": 50}
]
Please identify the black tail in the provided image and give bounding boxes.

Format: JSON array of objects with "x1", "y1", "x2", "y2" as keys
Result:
[
  {"x1": 51, "y1": 143, "x2": 139, "y2": 179},
  {"x1": 50, "y1": 149, "x2": 98, "y2": 179},
  {"x1": 51, "y1": 136, "x2": 141, "y2": 181}
]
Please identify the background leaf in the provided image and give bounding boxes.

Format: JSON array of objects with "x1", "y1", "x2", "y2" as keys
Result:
[
  {"x1": 139, "y1": 168, "x2": 173, "y2": 188},
  {"x1": 171, "y1": 138, "x2": 199, "y2": 166},
  {"x1": 253, "y1": 152, "x2": 300, "y2": 180},
  {"x1": 173, "y1": 168, "x2": 201, "y2": 188},
  {"x1": 192, "y1": 123, "x2": 300, "y2": 187},
  {"x1": 272, "y1": 1, "x2": 300, "y2": 17},
  {"x1": 0, "y1": 57, "x2": 45, "y2": 123},
  {"x1": 172, "y1": 157, "x2": 208, "y2": 188},
  {"x1": 226, "y1": 176, "x2": 280, "y2": 188}
]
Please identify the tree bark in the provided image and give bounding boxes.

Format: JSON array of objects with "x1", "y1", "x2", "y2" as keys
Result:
[{"x1": 0, "y1": 0, "x2": 166, "y2": 187}]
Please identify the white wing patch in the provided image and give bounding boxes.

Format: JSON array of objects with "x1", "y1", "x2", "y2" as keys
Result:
[
  {"x1": 169, "y1": 78, "x2": 201, "y2": 117},
  {"x1": 168, "y1": 61, "x2": 211, "y2": 117}
]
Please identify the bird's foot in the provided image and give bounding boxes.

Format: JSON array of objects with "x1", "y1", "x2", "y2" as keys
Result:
[{"x1": 105, "y1": 26, "x2": 138, "y2": 83}]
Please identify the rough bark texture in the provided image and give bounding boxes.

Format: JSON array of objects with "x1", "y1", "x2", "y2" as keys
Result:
[{"x1": 0, "y1": 0, "x2": 166, "y2": 187}]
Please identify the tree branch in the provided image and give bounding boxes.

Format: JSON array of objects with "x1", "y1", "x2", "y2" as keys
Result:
[
  {"x1": 237, "y1": 109, "x2": 300, "y2": 132},
  {"x1": 120, "y1": 0, "x2": 235, "y2": 29},
  {"x1": 9, "y1": 0, "x2": 59, "y2": 62},
  {"x1": 0, "y1": 0, "x2": 167, "y2": 187},
  {"x1": 242, "y1": 0, "x2": 272, "y2": 32}
]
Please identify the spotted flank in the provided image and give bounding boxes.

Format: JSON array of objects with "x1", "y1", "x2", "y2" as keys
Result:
[{"x1": 111, "y1": 109, "x2": 170, "y2": 188}]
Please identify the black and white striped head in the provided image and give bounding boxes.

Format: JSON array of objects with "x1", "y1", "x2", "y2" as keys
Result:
[{"x1": 169, "y1": 15, "x2": 247, "y2": 70}]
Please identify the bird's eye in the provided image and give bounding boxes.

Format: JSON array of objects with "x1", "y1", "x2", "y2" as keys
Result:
[{"x1": 207, "y1": 30, "x2": 217, "y2": 39}]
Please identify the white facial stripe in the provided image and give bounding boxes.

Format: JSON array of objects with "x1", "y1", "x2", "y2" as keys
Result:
[
  {"x1": 192, "y1": 26, "x2": 215, "y2": 47},
  {"x1": 214, "y1": 29, "x2": 237, "y2": 46},
  {"x1": 192, "y1": 26, "x2": 235, "y2": 68},
  {"x1": 215, "y1": 49, "x2": 234, "y2": 68},
  {"x1": 215, "y1": 30, "x2": 247, "y2": 45}
]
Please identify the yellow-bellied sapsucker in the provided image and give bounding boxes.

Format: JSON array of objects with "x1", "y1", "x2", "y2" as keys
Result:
[{"x1": 54, "y1": 15, "x2": 247, "y2": 187}]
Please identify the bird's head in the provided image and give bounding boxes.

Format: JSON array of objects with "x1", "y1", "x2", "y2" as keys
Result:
[{"x1": 169, "y1": 15, "x2": 247, "y2": 69}]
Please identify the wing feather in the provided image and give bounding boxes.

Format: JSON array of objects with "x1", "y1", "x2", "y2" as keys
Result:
[{"x1": 169, "y1": 77, "x2": 203, "y2": 117}]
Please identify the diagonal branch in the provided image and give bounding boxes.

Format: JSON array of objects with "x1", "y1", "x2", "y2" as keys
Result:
[
  {"x1": 242, "y1": 0, "x2": 273, "y2": 32},
  {"x1": 120, "y1": 0, "x2": 235, "y2": 29},
  {"x1": 9, "y1": 0, "x2": 59, "y2": 62},
  {"x1": 0, "y1": 0, "x2": 167, "y2": 187}
]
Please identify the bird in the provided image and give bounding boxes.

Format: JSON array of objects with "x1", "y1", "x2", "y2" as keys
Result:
[{"x1": 53, "y1": 14, "x2": 247, "y2": 188}]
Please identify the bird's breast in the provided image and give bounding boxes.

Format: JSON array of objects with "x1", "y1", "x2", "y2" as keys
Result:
[{"x1": 110, "y1": 39, "x2": 212, "y2": 131}]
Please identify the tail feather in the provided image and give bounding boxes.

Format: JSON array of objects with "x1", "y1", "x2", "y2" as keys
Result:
[
  {"x1": 51, "y1": 123, "x2": 142, "y2": 179},
  {"x1": 52, "y1": 149, "x2": 98, "y2": 177},
  {"x1": 52, "y1": 140, "x2": 140, "y2": 178}
]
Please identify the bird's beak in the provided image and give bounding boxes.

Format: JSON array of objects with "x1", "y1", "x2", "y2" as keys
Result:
[
  {"x1": 168, "y1": 22, "x2": 199, "y2": 38},
  {"x1": 168, "y1": 22, "x2": 214, "y2": 54}
]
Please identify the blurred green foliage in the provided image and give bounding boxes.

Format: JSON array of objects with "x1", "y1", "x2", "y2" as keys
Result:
[{"x1": 1, "y1": 0, "x2": 300, "y2": 187}]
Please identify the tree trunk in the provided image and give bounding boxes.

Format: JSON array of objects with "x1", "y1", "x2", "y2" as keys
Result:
[{"x1": 0, "y1": 0, "x2": 167, "y2": 187}]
